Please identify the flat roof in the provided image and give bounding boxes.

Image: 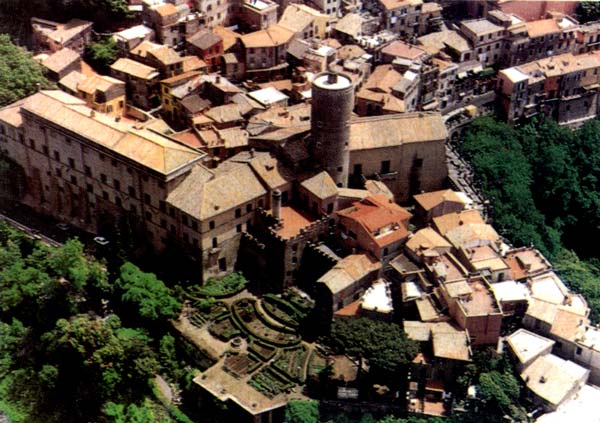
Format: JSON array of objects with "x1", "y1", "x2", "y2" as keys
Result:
[
  {"x1": 492, "y1": 280, "x2": 529, "y2": 303},
  {"x1": 458, "y1": 278, "x2": 500, "y2": 316},
  {"x1": 248, "y1": 87, "x2": 289, "y2": 106},
  {"x1": 313, "y1": 72, "x2": 352, "y2": 90},
  {"x1": 501, "y1": 67, "x2": 529, "y2": 84},
  {"x1": 361, "y1": 279, "x2": 393, "y2": 313},
  {"x1": 536, "y1": 384, "x2": 600, "y2": 423},
  {"x1": 529, "y1": 272, "x2": 569, "y2": 305},
  {"x1": 521, "y1": 354, "x2": 588, "y2": 407},
  {"x1": 506, "y1": 329, "x2": 554, "y2": 366}
]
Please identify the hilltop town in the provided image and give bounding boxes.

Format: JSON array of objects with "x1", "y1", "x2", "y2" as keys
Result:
[{"x1": 2, "y1": 0, "x2": 600, "y2": 422}]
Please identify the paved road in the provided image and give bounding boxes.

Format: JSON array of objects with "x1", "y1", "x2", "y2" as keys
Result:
[{"x1": 0, "y1": 209, "x2": 62, "y2": 247}]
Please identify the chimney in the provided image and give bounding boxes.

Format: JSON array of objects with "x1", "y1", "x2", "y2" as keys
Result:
[
  {"x1": 250, "y1": 148, "x2": 255, "y2": 158},
  {"x1": 90, "y1": 110, "x2": 95, "y2": 118},
  {"x1": 272, "y1": 189, "x2": 282, "y2": 220},
  {"x1": 327, "y1": 72, "x2": 338, "y2": 84}
]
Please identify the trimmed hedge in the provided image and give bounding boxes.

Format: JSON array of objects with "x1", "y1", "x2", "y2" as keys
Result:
[
  {"x1": 231, "y1": 299, "x2": 300, "y2": 347},
  {"x1": 194, "y1": 272, "x2": 247, "y2": 298}
]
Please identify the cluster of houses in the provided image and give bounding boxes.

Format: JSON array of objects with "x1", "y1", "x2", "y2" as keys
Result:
[{"x1": 3, "y1": 1, "x2": 600, "y2": 421}]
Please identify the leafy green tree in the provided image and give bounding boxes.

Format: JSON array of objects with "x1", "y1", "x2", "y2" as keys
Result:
[
  {"x1": 577, "y1": 1, "x2": 600, "y2": 23},
  {"x1": 328, "y1": 318, "x2": 418, "y2": 375},
  {"x1": 0, "y1": 35, "x2": 49, "y2": 106},
  {"x1": 116, "y1": 262, "x2": 181, "y2": 322},
  {"x1": 85, "y1": 37, "x2": 118, "y2": 74},
  {"x1": 285, "y1": 399, "x2": 319, "y2": 423},
  {"x1": 103, "y1": 400, "x2": 156, "y2": 423}
]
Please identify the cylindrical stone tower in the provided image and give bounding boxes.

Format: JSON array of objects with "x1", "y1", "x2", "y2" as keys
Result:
[
  {"x1": 311, "y1": 72, "x2": 354, "y2": 188},
  {"x1": 272, "y1": 189, "x2": 282, "y2": 220}
]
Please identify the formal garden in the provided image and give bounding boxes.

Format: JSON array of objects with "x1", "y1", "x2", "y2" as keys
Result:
[{"x1": 182, "y1": 273, "x2": 318, "y2": 399}]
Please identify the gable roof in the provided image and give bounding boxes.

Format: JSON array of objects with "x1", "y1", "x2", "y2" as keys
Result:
[
  {"x1": 111, "y1": 57, "x2": 159, "y2": 80},
  {"x1": 167, "y1": 162, "x2": 266, "y2": 220},
  {"x1": 300, "y1": 171, "x2": 338, "y2": 199},
  {"x1": 41, "y1": 47, "x2": 80, "y2": 74},
  {"x1": 241, "y1": 24, "x2": 294, "y2": 48},
  {"x1": 318, "y1": 253, "x2": 381, "y2": 294},
  {"x1": 20, "y1": 90, "x2": 203, "y2": 176},
  {"x1": 414, "y1": 189, "x2": 465, "y2": 211},
  {"x1": 188, "y1": 29, "x2": 223, "y2": 50},
  {"x1": 349, "y1": 113, "x2": 447, "y2": 151}
]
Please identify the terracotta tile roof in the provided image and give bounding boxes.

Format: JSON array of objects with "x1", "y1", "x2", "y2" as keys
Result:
[
  {"x1": 41, "y1": 47, "x2": 80, "y2": 74},
  {"x1": 361, "y1": 64, "x2": 402, "y2": 92},
  {"x1": 181, "y1": 56, "x2": 208, "y2": 72},
  {"x1": 414, "y1": 189, "x2": 465, "y2": 211},
  {"x1": 378, "y1": 0, "x2": 422, "y2": 11},
  {"x1": 461, "y1": 19, "x2": 503, "y2": 36},
  {"x1": 149, "y1": 45, "x2": 183, "y2": 65},
  {"x1": 111, "y1": 57, "x2": 159, "y2": 80},
  {"x1": 58, "y1": 71, "x2": 86, "y2": 93},
  {"x1": 213, "y1": 26, "x2": 241, "y2": 51},
  {"x1": 229, "y1": 151, "x2": 295, "y2": 190},
  {"x1": 349, "y1": 112, "x2": 447, "y2": 151},
  {"x1": 417, "y1": 30, "x2": 471, "y2": 54},
  {"x1": 318, "y1": 253, "x2": 381, "y2": 295},
  {"x1": 170, "y1": 129, "x2": 204, "y2": 150},
  {"x1": 48, "y1": 19, "x2": 92, "y2": 44},
  {"x1": 218, "y1": 126, "x2": 249, "y2": 149},
  {"x1": 550, "y1": 307, "x2": 587, "y2": 342},
  {"x1": 188, "y1": 29, "x2": 223, "y2": 50},
  {"x1": 204, "y1": 104, "x2": 243, "y2": 124},
  {"x1": 334, "y1": 299, "x2": 362, "y2": 317},
  {"x1": 334, "y1": 13, "x2": 363, "y2": 37},
  {"x1": 381, "y1": 40, "x2": 427, "y2": 61},
  {"x1": 20, "y1": 91, "x2": 203, "y2": 176},
  {"x1": 130, "y1": 40, "x2": 162, "y2": 57},
  {"x1": 180, "y1": 94, "x2": 211, "y2": 114},
  {"x1": 77, "y1": 73, "x2": 125, "y2": 95},
  {"x1": 300, "y1": 171, "x2": 338, "y2": 199},
  {"x1": 432, "y1": 209, "x2": 485, "y2": 236},
  {"x1": 161, "y1": 70, "x2": 202, "y2": 86},
  {"x1": 155, "y1": 3, "x2": 178, "y2": 17},
  {"x1": 444, "y1": 223, "x2": 500, "y2": 249},
  {"x1": 337, "y1": 195, "x2": 412, "y2": 248},
  {"x1": 321, "y1": 38, "x2": 342, "y2": 49},
  {"x1": 505, "y1": 247, "x2": 551, "y2": 281},
  {"x1": 337, "y1": 44, "x2": 366, "y2": 60},
  {"x1": 241, "y1": 24, "x2": 294, "y2": 48},
  {"x1": 167, "y1": 162, "x2": 266, "y2": 220},
  {"x1": 406, "y1": 228, "x2": 452, "y2": 256},
  {"x1": 278, "y1": 4, "x2": 315, "y2": 33},
  {"x1": 525, "y1": 19, "x2": 560, "y2": 38}
]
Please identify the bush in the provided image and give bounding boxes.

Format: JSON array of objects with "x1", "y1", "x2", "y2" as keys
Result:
[{"x1": 195, "y1": 273, "x2": 247, "y2": 298}]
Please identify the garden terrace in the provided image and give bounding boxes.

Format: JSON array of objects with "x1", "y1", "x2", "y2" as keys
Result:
[
  {"x1": 307, "y1": 349, "x2": 328, "y2": 380},
  {"x1": 273, "y1": 345, "x2": 310, "y2": 383},
  {"x1": 248, "y1": 340, "x2": 277, "y2": 361},
  {"x1": 231, "y1": 298, "x2": 301, "y2": 347},
  {"x1": 223, "y1": 353, "x2": 262, "y2": 379},
  {"x1": 188, "y1": 301, "x2": 229, "y2": 328},
  {"x1": 208, "y1": 317, "x2": 241, "y2": 341},
  {"x1": 261, "y1": 294, "x2": 309, "y2": 329},
  {"x1": 190, "y1": 272, "x2": 248, "y2": 298},
  {"x1": 248, "y1": 367, "x2": 295, "y2": 399}
]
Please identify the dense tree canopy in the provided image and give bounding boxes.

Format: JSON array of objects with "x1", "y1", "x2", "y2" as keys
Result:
[
  {"x1": 116, "y1": 262, "x2": 182, "y2": 322},
  {"x1": 0, "y1": 35, "x2": 49, "y2": 107},
  {"x1": 460, "y1": 116, "x2": 600, "y2": 322},
  {"x1": 285, "y1": 399, "x2": 319, "y2": 423},
  {"x1": 85, "y1": 37, "x2": 119, "y2": 74},
  {"x1": 328, "y1": 318, "x2": 418, "y2": 375},
  {"x1": 0, "y1": 222, "x2": 187, "y2": 422}
]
